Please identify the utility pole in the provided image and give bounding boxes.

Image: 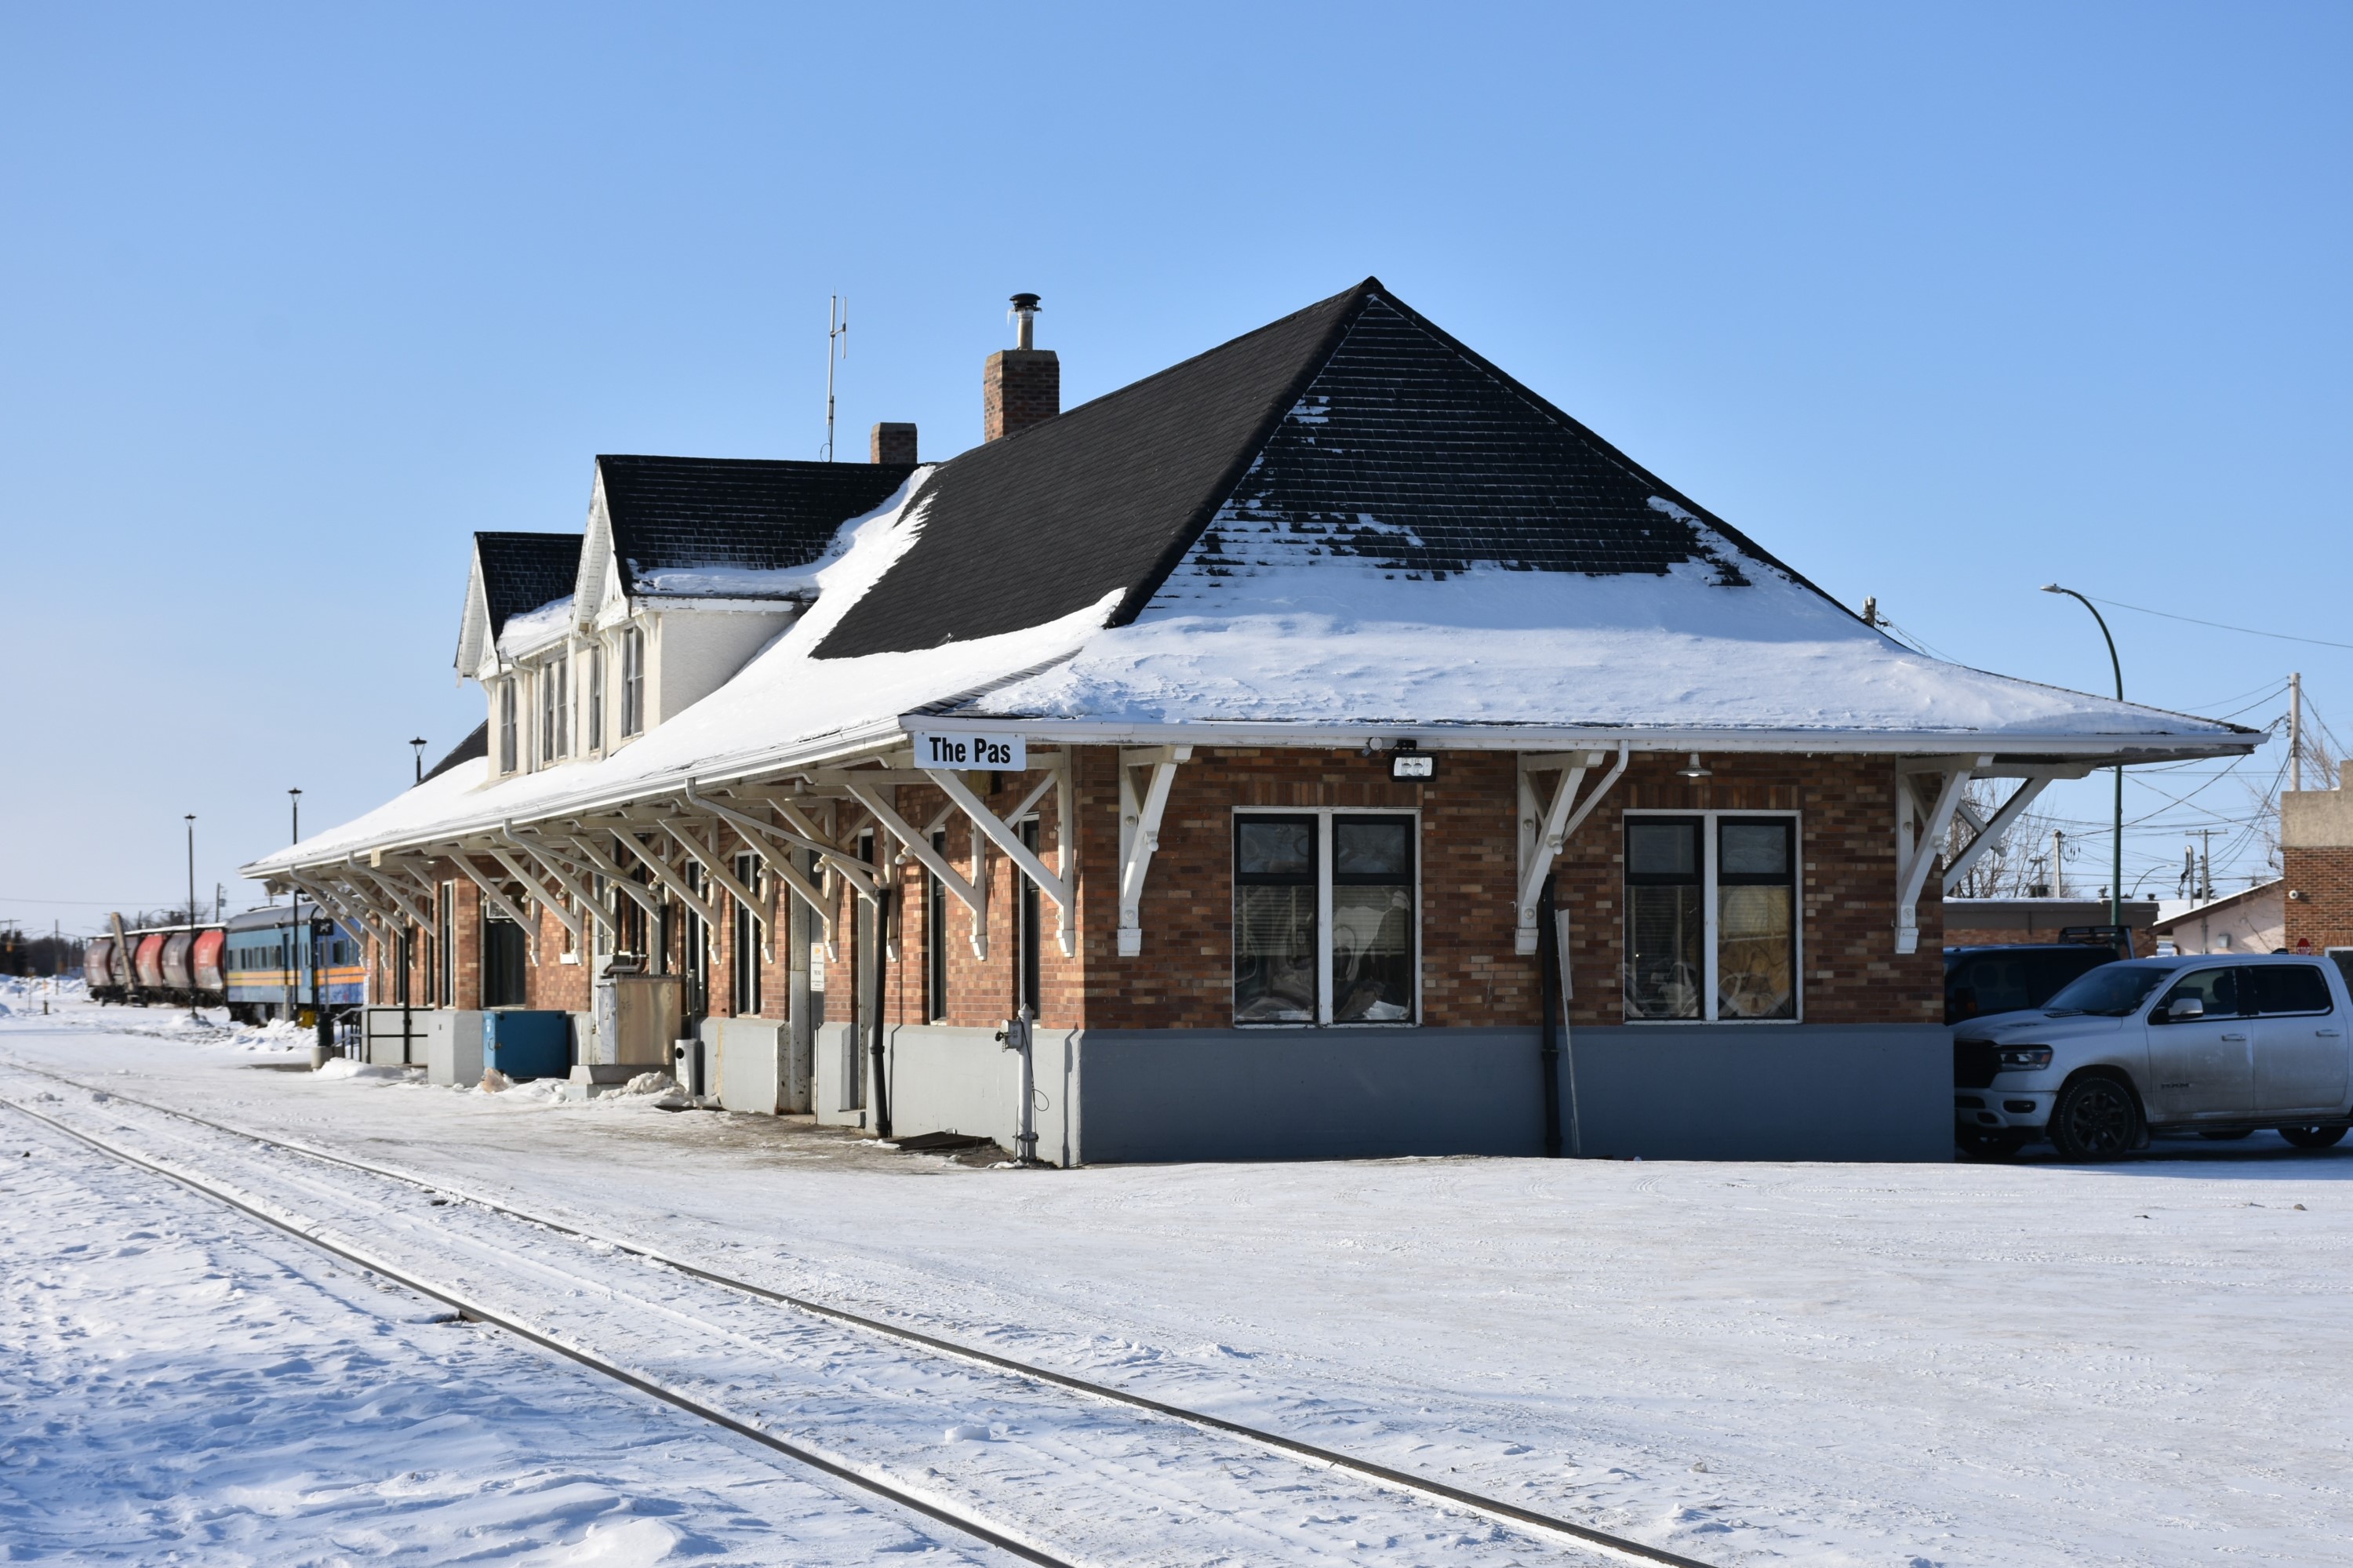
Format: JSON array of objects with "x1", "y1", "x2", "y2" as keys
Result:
[
  {"x1": 184, "y1": 814, "x2": 199, "y2": 1023},
  {"x1": 2050, "y1": 828, "x2": 2068, "y2": 898},
  {"x1": 2290, "y1": 671, "x2": 2304, "y2": 793},
  {"x1": 2197, "y1": 828, "x2": 2217, "y2": 901}
]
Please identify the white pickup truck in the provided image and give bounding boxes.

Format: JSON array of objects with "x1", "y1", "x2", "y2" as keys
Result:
[{"x1": 1955, "y1": 953, "x2": 2353, "y2": 1160}]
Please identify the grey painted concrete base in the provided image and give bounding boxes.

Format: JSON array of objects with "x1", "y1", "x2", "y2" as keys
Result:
[{"x1": 864, "y1": 1022, "x2": 1952, "y2": 1165}]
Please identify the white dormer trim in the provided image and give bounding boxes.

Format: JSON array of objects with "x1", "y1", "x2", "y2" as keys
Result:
[
  {"x1": 576, "y1": 463, "x2": 616, "y2": 627},
  {"x1": 456, "y1": 550, "x2": 497, "y2": 682}
]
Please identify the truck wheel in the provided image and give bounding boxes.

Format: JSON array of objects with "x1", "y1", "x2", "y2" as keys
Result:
[
  {"x1": 2049, "y1": 1076, "x2": 2140, "y2": 1162},
  {"x1": 2278, "y1": 1125, "x2": 2349, "y2": 1150}
]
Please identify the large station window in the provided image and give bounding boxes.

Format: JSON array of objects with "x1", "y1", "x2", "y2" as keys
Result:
[
  {"x1": 1234, "y1": 813, "x2": 1416, "y2": 1025},
  {"x1": 1624, "y1": 813, "x2": 1798, "y2": 1022}
]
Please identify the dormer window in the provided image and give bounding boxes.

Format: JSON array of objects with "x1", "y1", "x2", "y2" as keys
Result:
[
  {"x1": 496, "y1": 679, "x2": 518, "y2": 774},
  {"x1": 620, "y1": 627, "x2": 646, "y2": 738},
  {"x1": 539, "y1": 654, "x2": 570, "y2": 764}
]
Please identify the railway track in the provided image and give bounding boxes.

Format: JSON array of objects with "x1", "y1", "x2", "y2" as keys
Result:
[{"x1": 0, "y1": 1057, "x2": 1718, "y2": 1568}]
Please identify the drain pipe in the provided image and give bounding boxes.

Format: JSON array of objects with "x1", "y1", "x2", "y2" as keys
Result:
[
  {"x1": 1539, "y1": 873, "x2": 1564, "y2": 1158},
  {"x1": 867, "y1": 886, "x2": 893, "y2": 1139}
]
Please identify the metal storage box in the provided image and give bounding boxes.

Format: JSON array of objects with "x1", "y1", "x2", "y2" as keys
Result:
[
  {"x1": 590, "y1": 974, "x2": 683, "y2": 1069},
  {"x1": 483, "y1": 1010, "x2": 572, "y2": 1080}
]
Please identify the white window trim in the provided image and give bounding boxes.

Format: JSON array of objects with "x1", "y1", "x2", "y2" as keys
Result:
[
  {"x1": 1229, "y1": 805, "x2": 1422, "y2": 1028},
  {"x1": 1622, "y1": 807, "x2": 1805, "y2": 1025}
]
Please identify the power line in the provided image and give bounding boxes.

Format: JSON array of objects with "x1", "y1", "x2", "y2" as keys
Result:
[{"x1": 2084, "y1": 594, "x2": 2353, "y2": 652}]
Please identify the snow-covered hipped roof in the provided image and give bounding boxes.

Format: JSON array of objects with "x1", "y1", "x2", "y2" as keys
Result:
[{"x1": 250, "y1": 279, "x2": 2255, "y2": 877}]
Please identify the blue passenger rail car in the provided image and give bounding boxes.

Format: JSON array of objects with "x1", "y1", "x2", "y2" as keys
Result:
[{"x1": 222, "y1": 901, "x2": 366, "y2": 1025}]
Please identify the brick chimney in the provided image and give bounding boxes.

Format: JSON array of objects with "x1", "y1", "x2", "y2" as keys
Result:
[
  {"x1": 984, "y1": 292, "x2": 1059, "y2": 442},
  {"x1": 870, "y1": 422, "x2": 917, "y2": 464}
]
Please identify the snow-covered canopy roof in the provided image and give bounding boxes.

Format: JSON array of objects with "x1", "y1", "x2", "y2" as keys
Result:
[{"x1": 250, "y1": 279, "x2": 2256, "y2": 879}]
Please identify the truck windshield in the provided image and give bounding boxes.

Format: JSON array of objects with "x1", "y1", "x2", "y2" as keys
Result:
[{"x1": 2044, "y1": 964, "x2": 2170, "y2": 1017}]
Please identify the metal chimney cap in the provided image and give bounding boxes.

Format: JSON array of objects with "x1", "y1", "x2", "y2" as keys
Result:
[{"x1": 1009, "y1": 292, "x2": 1042, "y2": 311}]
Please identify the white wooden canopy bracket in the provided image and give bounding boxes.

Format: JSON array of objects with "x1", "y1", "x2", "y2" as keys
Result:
[
  {"x1": 722, "y1": 788, "x2": 886, "y2": 903},
  {"x1": 1936, "y1": 771, "x2": 2073, "y2": 897},
  {"x1": 1111, "y1": 746, "x2": 1187, "y2": 958},
  {"x1": 924, "y1": 760, "x2": 1080, "y2": 957},
  {"x1": 448, "y1": 854, "x2": 543, "y2": 964},
  {"x1": 500, "y1": 827, "x2": 617, "y2": 936},
  {"x1": 658, "y1": 816, "x2": 773, "y2": 964},
  {"x1": 345, "y1": 858, "x2": 434, "y2": 932},
  {"x1": 1515, "y1": 744, "x2": 1629, "y2": 955},
  {"x1": 1893, "y1": 755, "x2": 1991, "y2": 955},
  {"x1": 603, "y1": 829, "x2": 724, "y2": 930},
  {"x1": 842, "y1": 777, "x2": 988, "y2": 932},
  {"x1": 289, "y1": 872, "x2": 383, "y2": 948},
  {"x1": 486, "y1": 845, "x2": 583, "y2": 940},
  {"x1": 680, "y1": 785, "x2": 838, "y2": 951},
  {"x1": 558, "y1": 832, "x2": 670, "y2": 919}
]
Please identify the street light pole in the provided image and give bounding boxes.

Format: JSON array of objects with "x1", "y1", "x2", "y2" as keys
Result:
[
  {"x1": 2041, "y1": 584, "x2": 2125, "y2": 933},
  {"x1": 184, "y1": 813, "x2": 199, "y2": 1023},
  {"x1": 289, "y1": 787, "x2": 302, "y2": 845},
  {"x1": 410, "y1": 737, "x2": 428, "y2": 784}
]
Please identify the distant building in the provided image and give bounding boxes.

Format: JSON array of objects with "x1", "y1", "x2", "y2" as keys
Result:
[
  {"x1": 1944, "y1": 898, "x2": 2159, "y2": 956},
  {"x1": 2149, "y1": 882, "x2": 2284, "y2": 956},
  {"x1": 2282, "y1": 764, "x2": 2353, "y2": 961}
]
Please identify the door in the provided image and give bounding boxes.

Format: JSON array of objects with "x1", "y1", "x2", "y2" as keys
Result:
[
  {"x1": 2144, "y1": 966, "x2": 2251, "y2": 1122},
  {"x1": 2246, "y1": 962, "x2": 2349, "y2": 1117}
]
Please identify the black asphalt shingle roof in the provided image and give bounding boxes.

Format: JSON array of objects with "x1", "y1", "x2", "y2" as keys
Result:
[
  {"x1": 421, "y1": 721, "x2": 488, "y2": 784},
  {"x1": 598, "y1": 455, "x2": 917, "y2": 595},
  {"x1": 814, "y1": 278, "x2": 1827, "y2": 660},
  {"x1": 474, "y1": 532, "x2": 583, "y2": 635}
]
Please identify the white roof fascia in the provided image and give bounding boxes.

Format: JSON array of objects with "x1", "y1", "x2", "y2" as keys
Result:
[
  {"x1": 455, "y1": 551, "x2": 495, "y2": 681},
  {"x1": 241, "y1": 717, "x2": 914, "y2": 877},
  {"x1": 576, "y1": 464, "x2": 615, "y2": 627},
  {"x1": 900, "y1": 714, "x2": 2258, "y2": 766}
]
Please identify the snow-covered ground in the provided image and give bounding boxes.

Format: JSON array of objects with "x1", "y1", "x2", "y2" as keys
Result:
[{"x1": 4, "y1": 998, "x2": 2350, "y2": 1566}]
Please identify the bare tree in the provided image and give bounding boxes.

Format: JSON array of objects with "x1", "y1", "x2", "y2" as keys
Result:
[{"x1": 1941, "y1": 778, "x2": 2057, "y2": 899}]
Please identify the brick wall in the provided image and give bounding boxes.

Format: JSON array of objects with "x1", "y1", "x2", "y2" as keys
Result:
[
  {"x1": 827, "y1": 745, "x2": 1941, "y2": 1033},
  {"x1": 2284, "y1": 846, "x2": 2353, "y2": 952}
]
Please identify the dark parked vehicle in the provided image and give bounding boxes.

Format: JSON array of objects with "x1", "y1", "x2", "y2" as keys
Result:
[{"x1": 1945, "y1": 942, "x2": 2122, "y2": 1024}]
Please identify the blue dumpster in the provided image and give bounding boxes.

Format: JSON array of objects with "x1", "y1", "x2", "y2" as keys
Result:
[{"x1": 482, "y1": 1010, "x2": 571, "y2": 1080}]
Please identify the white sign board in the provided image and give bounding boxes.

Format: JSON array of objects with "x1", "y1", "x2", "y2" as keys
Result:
[{"x1": 911, "y1": 731, "x2": 1027, "y2": 770}]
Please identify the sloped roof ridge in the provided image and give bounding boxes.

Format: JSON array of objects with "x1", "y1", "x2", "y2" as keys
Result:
[{"x1": 1330, "y1": 286, "x2": 1856, "y2": 620}]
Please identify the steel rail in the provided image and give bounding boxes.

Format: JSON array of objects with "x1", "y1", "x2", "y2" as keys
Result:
[
  {"x1": 0, "y1": 1091, "x2": 1073, "y2": 1568},
  {"x1": 0, "y1": 1057, "x2": 1718, "y2": 1568}
]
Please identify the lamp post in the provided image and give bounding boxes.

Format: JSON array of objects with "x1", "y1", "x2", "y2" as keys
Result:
[
  {"x1": 289, "y1": 788, "x2": 301, "y2": 845},
  {"x1": 410, "y1": 737, "x2": 428, "y2": 784},
  {"x1": 184, "y1": 814, "x2": 199, "y2": 1022},
  {"x1": 2040, "y1": 584, "x2": 2124, "y2": 933}
]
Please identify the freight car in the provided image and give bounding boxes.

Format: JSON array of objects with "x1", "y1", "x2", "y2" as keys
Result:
[
  {"x1": 85, "y1": 921, "x2": 224, "y2": 1007},
  {"x1": 89, "y1": 903, "x2": 364, "y2": 1024}
]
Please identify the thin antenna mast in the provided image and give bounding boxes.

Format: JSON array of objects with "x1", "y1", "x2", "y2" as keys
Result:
[{"x1": 822, "y1": 295, "x2": 848, "y2": 461}]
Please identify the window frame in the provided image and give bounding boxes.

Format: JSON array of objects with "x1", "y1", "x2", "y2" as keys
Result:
[
  {"x1": 585, "y1": 644, "x2": 605, "y2": 755},
  {"x1": 619, "y1": 626, "x2": 646, "y2": 738},
  {"x1": 1621, "y1": 808, "x2": 1804, "y2": 1024},
  {"x1": 731, "y1": 852, "x2": 761, "y2": 1016},
  {"x1": 1230, "y1": 806, "x2": 1421, "y2": 1028},
  {"x1": 496, "y1": 678, "x2": 518, "y2": 775}
]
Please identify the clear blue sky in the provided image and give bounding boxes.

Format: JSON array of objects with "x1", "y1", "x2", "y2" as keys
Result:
[{"x1": 4, "y1": 2, "x2": 2346, "y2": 933}]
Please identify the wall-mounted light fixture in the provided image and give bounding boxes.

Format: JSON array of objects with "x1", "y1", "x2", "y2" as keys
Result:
[
  {"x1": 1389, "y1": 740, "x2": 1435, "y2": 780},
  {"x1": 1677, "y1": 753, "x2": 1712, "y2": 779}
]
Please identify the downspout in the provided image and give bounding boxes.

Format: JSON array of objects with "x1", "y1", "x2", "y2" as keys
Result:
[
  {"x1": 867, "y1": 885, "x2": 893, "y2": 1139},
  {"x1": 1538, "y1": 872, "x2": 1563, "y2": 1158}
]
